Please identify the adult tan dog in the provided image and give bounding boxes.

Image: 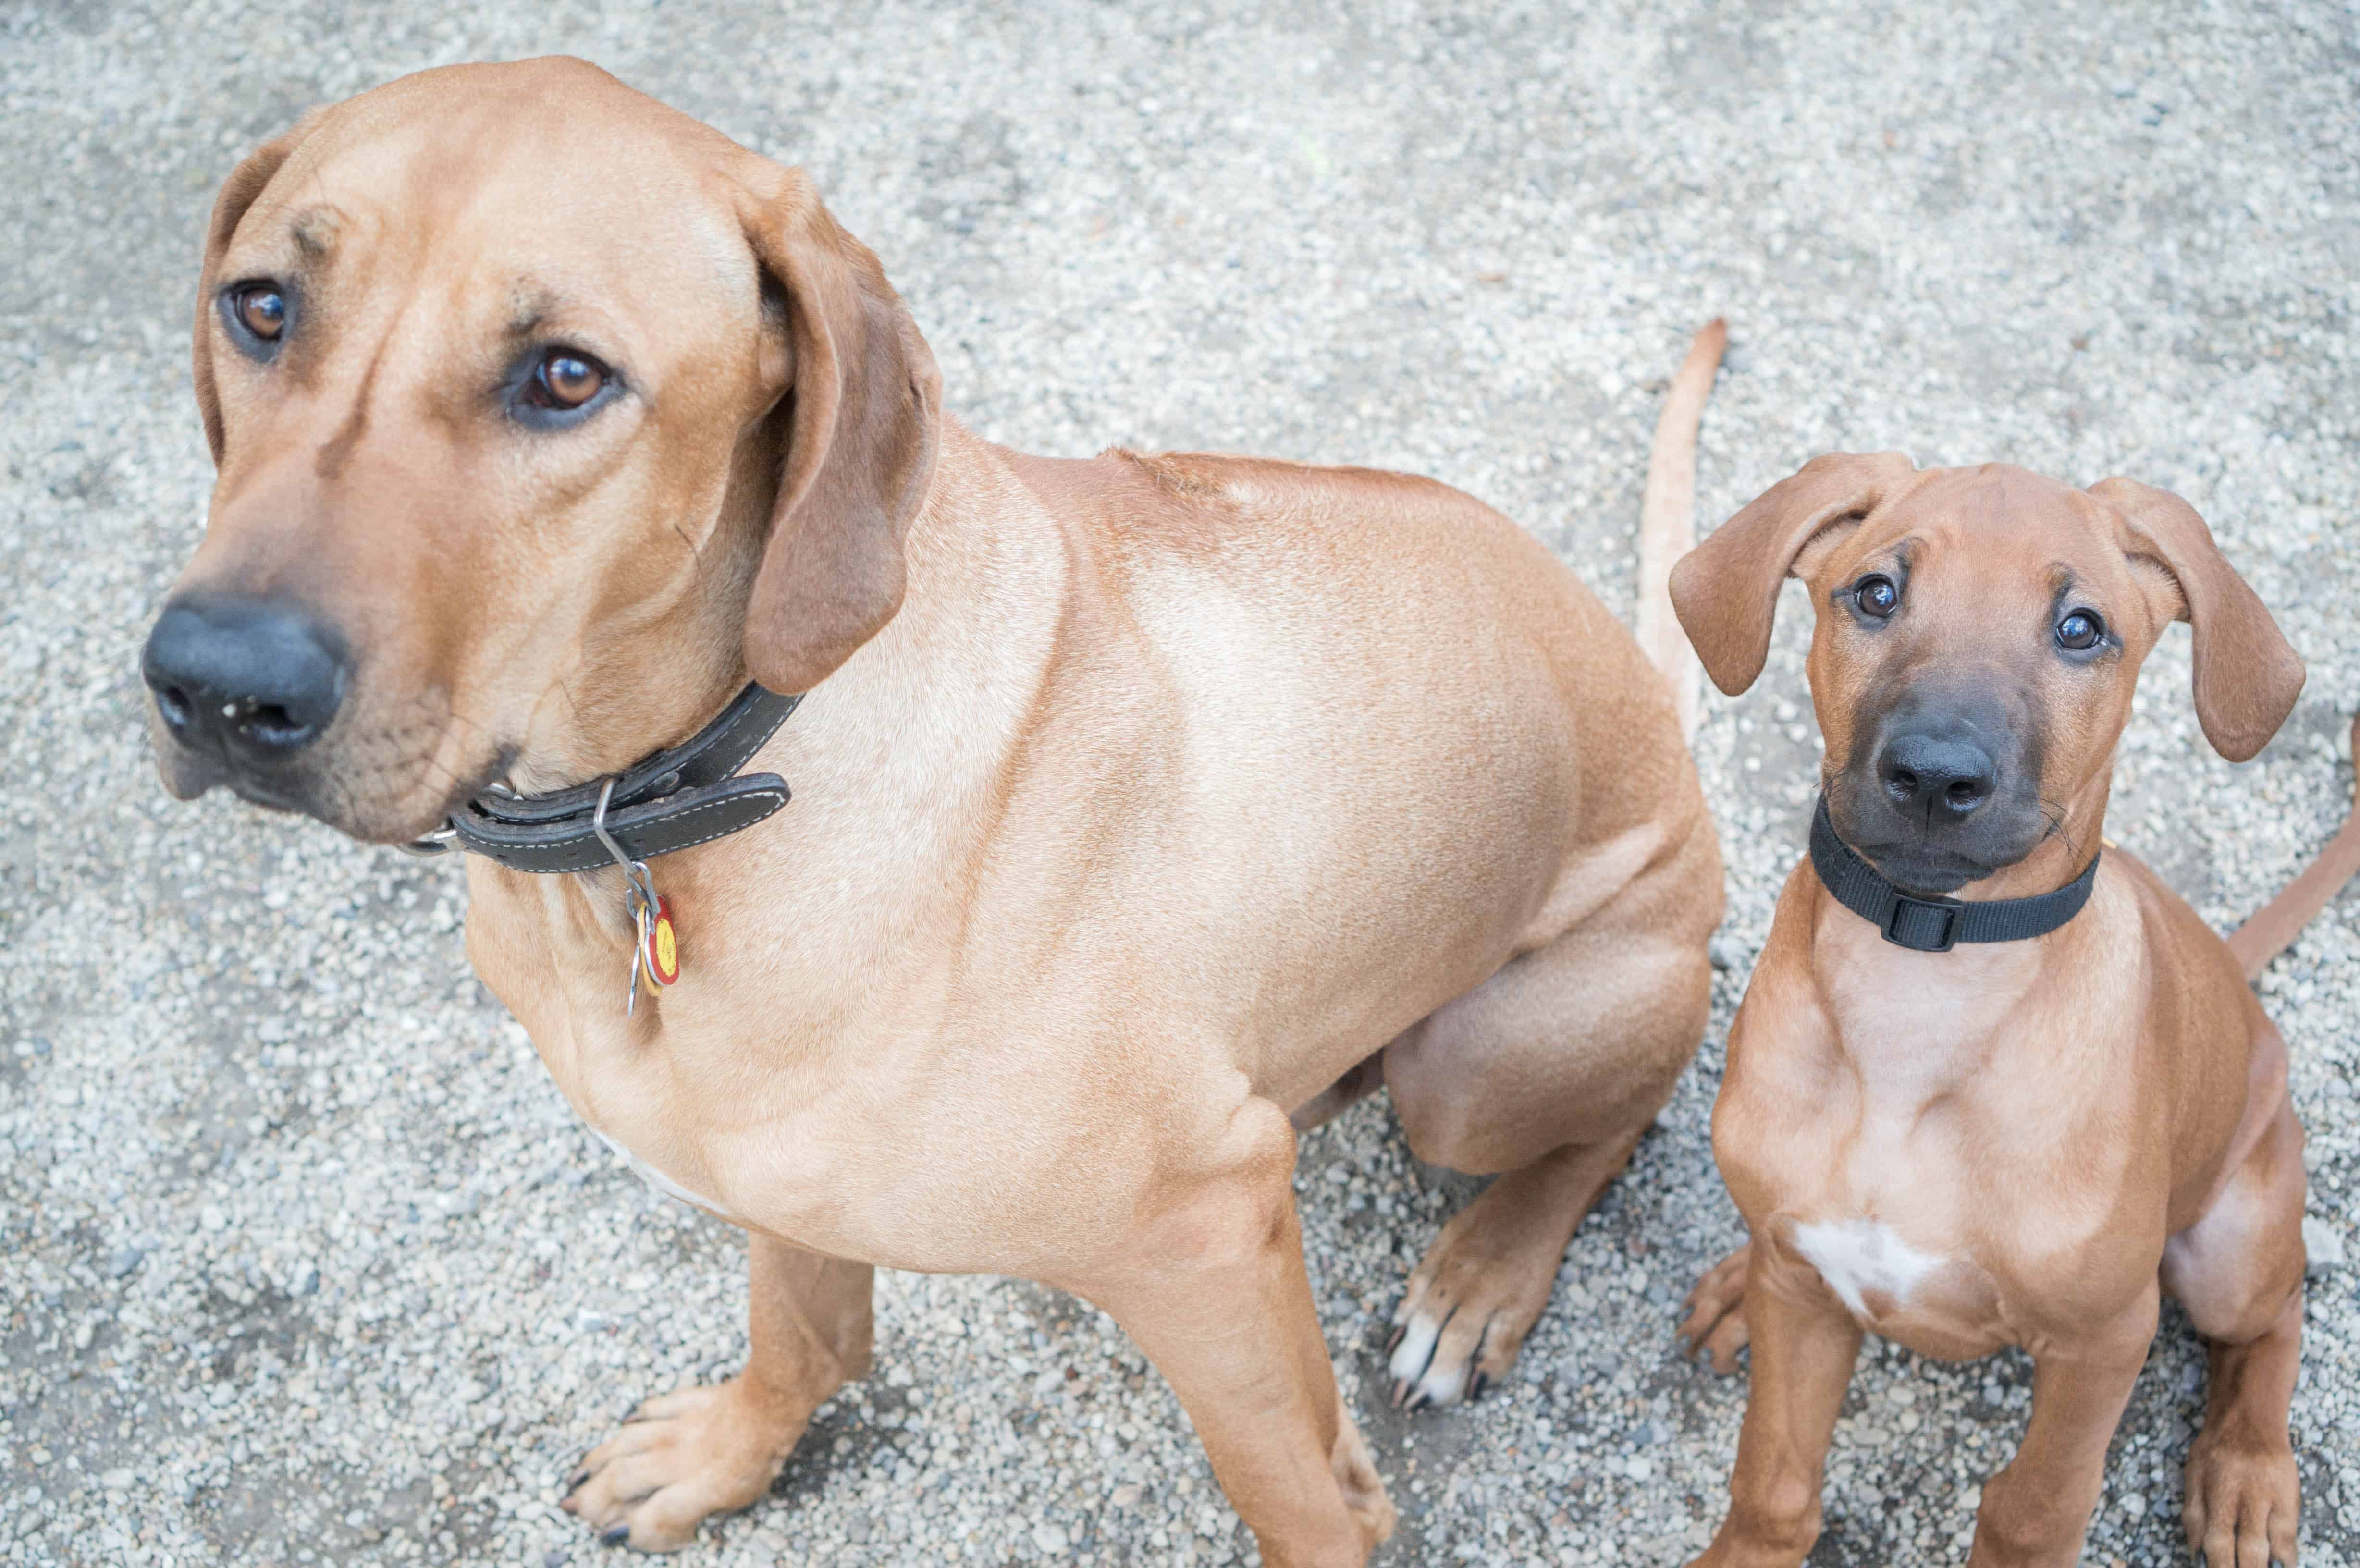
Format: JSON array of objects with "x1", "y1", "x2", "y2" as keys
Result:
[
  {"x1": 1667, "y1": 455, "x2": 2317, "y2": 1568},
  {"x1": 140, "y1": 58, "x2": 1725, "y2": 1562}
]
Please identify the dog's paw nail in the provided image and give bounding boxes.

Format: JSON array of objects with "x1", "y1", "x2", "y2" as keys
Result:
[
  {"x1": 601, "y1": 1524, "x2": 632, "y2": 1547},
  {"x1": 1468, "y1": 1372, "x2": 1488, "y2": 1402},
  {"x1": 567, "y1": 1469, "x2": 590, "y2": 1490},
  {"x1": 1389, "y1": 1378, "x2": 1409, "y2": 1409},
  {"x1": 1384, "y1": 1325, "x2": 1404, "y2": 1354}
]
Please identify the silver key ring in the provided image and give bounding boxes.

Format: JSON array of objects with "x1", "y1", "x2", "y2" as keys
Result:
[{"x1": 591, "y1": 777, "x2": 662, "y2": 916}]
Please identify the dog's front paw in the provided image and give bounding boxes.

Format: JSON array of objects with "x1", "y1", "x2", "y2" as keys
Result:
[
  {"x1": 562, "y1": 1377, "x2": 805, "y2": 1552},
  {"x1": 1329, "y1": 1402, "x2": 1397, "y2": 1548},
  {"x1": 2184, "y1": 1425, "x2": 2299, "y2": 1568}
]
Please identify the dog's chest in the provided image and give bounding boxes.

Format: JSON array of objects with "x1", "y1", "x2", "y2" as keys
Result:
[{"x1": 588, "y1": 1126, "x2": 739, "y2": 1222}]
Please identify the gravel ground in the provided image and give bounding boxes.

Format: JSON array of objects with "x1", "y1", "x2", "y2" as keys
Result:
[{"x1": 4, "y1": 1, "x2": 2357, "y2": 1565}]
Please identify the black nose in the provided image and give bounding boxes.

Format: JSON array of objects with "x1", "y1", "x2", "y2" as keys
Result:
[
  {"x1": 1878, "y1": 732, "x2": 1996, "y2": 821},
  {"x1": 142, "y1": 596, "x2": 347, "y2": 760}
]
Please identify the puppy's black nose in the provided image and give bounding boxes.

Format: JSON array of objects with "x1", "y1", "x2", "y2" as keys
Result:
[
  {"x1": 142, "y1": 596, "x2": 347, "y2": 760},
  {"x1": 1879, "y1": 733, "x2": 1995, "y2": 821}
]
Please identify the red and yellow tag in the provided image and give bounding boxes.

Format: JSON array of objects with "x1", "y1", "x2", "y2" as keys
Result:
[{"x1": 642, "y1": 895, "x2": 680, "y2": 988}]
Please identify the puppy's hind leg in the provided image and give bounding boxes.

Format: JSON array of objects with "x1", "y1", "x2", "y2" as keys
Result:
[
  {"x1": 2164, "y1": 1089, "x2": 2306, "y2": 1568},
  {"x1": 565, "y1": 1236, "x2": 873, "y2": 1552}
]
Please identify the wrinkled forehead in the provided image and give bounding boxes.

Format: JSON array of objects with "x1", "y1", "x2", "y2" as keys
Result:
[
  {"x1": 1853, "y1": 465, "x2": 2132, "y2": 594},
  {"x1": 226, "y1": 62, "x2": 757, "y2": 319}
]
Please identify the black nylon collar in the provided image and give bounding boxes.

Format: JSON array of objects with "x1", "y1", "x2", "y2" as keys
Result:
[
  {"x1": 406, "y1": 683, "x2": 801, "y2": 874},
  {"x1": 1808, "y1": 796, "x2": 2099, "y2": 952}
]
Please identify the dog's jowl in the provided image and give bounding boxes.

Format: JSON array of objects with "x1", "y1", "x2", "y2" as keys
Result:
[
  {"x1": 141, "y1": 57, "x2": 1725, "y2": 1563},
  {"x1": 1669, "y1": 456, "x2": 2311, "y2": 1568}
]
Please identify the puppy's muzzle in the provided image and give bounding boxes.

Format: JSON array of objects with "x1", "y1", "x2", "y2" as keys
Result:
[
  {"x1": 1877, "y1": 731, "x2": 1997, "y2": 824},
  {"x1": 142, "y1": 593, "x2": 348, "y2": 796}
]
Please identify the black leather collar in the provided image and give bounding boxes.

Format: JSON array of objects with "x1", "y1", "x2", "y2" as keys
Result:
[
  {"x1": 1808, "y1": 796, "x2": 2099, "y2": 952},
  {"x1": 404, "y1": 683, "x2": 800, "y2": 874}
]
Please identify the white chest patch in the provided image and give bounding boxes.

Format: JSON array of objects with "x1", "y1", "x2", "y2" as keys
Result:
[
  {"x1": 591, "y1": 1128, "x2": 736, "y2": 1222},
  {"x1": 1792, "y1": 1217, "x2": 1945, "y2": 1320}
]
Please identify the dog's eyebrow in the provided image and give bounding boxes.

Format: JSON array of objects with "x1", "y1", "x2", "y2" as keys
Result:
[
  {"x1": 289, "y1": 208, "x2": 343, "y2": 259},
  {"x1": 504, "y1": 285, "x2": 564, "y2": 340}
]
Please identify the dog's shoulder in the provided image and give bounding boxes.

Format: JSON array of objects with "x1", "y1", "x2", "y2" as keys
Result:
[
  {"x1": 1094, "y1": 447, "x2": 1514, "y2": 563},
  {"x1": 1107, "y1": 447, "x2": 1475, "y2": 518}
]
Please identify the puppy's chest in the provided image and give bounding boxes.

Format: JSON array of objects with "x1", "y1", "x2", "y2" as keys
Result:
[{"x1": 1776, "y1": 1116, "x2": 2015, "y2": 1357}]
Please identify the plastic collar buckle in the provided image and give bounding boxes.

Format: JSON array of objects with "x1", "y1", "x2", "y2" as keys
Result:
[{"x1": 1883, "y1": 894, "x2": 1961, "y2": 952}]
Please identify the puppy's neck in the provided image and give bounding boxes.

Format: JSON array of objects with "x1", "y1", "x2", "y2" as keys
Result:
[{"x1": 1802, "y1": 760, "x2": 2120, "y2": 1094}]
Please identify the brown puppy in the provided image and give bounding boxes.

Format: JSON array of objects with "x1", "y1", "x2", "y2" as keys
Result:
[
  {"x1": 1667, "y1": 454, "x2": 2313, "y2": 1568},
  {"x1": 142, "y1": 59, "x2": 1725, "y2": 1562}
]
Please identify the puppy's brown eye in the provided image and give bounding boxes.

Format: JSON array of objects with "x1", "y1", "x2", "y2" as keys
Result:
[
  {"x1": 531, "y1": 351, "x2": 606, "y2": 410},
  {"x1": 1854, "y1": 574, "x2": 1899, "y2": 619},
  {"x1": 2057, "y1": 609, "x2": 2104, "y2": 650},
  {"x1": 232, "y1": 284, "x2": 287, "y2": 341}
]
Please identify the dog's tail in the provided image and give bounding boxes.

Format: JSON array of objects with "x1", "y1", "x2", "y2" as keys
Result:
[
  {"x1": 1637, "y1": 319, "x2": 1728, "y2": 743},
  {"x1": 2226, "y1": 713, "x2": 2360, "y2": 982}
]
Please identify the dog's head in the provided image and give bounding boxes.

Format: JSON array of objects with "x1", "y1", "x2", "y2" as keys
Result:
[
  {"x1": 142, "y1": 58, "x2": 940, "y2": 842},
  {"x1": 1671, "y1": 454, "x2": 2303, "y2": 894}
]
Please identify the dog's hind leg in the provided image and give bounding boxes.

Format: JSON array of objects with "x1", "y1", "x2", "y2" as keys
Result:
[
  {"x1": 2164, "y1": 1085, "x2": 2306, "y2": 1568},
  {"x1": 1381, "y1": 833, "x2": 1716, "y2": 1408},
  {"x1": 563, "y1": 1236, "x2": 873, "y2": 1551},
  {"x1": 1290, "y1": 1049, "x2": 1385, "y2": 1134}
]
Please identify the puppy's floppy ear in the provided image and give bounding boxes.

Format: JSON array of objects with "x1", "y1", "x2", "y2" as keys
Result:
[
  {"x1": 735, "y1": 165, "x2": 943, "y2": 695},
  {"x1": 192, "y1": 115, "x2": 321, "y2": 466},
  {"x1": 2090, "y1": 477, "x2": 2303, "y2": 762},
  {"x1": 1669, "y1": 451, "x2": 1918, "y2": 696}
]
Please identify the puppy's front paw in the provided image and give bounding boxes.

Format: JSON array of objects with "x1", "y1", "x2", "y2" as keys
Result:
[
  {"x1": 562, "y1": 1377, "x2": 805, "y2": 1552},
  {"x1": 2184, "y1": 1425, "x2": 2299, "y2": 1568},
  {"x1": 1677, "y1": 1244, "x2": 1752, "y2": 1374}
]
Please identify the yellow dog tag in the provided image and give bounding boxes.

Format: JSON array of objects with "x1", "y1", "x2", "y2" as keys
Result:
[{"x1": 641, "y1": 894, "x2": 680, "y2": 988}]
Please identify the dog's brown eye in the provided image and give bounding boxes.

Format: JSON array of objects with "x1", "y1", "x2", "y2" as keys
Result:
[
  {"x1": 232, "y1": 284, "x2": 287, "y2": 341},
  {"x1": 533, "y1": 351, "x2": 606, "y2": 410},
  {"x1": 1855, "y1": 574, "x2": 1899, "y2": 619},
  {"x1": 2057, "y1": 609, "x2": 2104, "y2": 650}
]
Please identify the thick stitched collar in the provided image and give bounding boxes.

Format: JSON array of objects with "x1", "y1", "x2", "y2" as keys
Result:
[
  {"x1": 404, "y1": 683, "x2": 801, "y2": 873},
  {"x1": 1808, "y1": 795, "x2": 2099, "y2": 952}
]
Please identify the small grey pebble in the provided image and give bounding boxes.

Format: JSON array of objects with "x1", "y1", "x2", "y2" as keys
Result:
[
  {"x1": 1708, "y1": 936, "x2": 1744, "y2": 971},
  {"x1": 2302, "y1": 1216, "x2": 2347, "y2": 1274},
  {"x1": 542, "y1": 1552, "x2": 569, "y2": 1568},
  {"x1": 106, "y1": 1247, "x2": 142, "y2": 1278}
]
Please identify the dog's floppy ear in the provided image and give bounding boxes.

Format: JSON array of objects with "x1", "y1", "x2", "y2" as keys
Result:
[
  {"x1": 2089, "y1": 478, "x2": 2303, "y2": 762},
  {"x1": 736, "y1": 167, "x2": 943, "y2": 695},
  {"x1": 1669, "y1": 451, "x2": 1918, "y2": 696},
  {"x1": 192, "y1": 116, "x2": 320, "y2": 466}
]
